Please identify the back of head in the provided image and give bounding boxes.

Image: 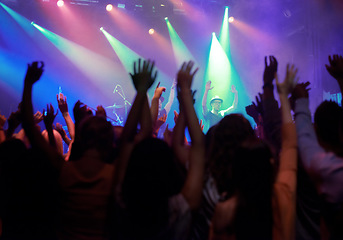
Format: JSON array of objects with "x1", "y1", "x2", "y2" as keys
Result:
[
  {"x1": 209, "y1": 114, "x2": 256, "y2": 195},
  {"x1": 71, "y1": 116, "x2": 115, "y2": 161},
  {"x1": 314, "y1": 100, "x2": 343, "y2": 156},
  {"x1": 122, "y1": 137, "x2": 184, "y2": 237},
  {"x1": 232, "y1": 137, "x2": 273, "y2": 240}
]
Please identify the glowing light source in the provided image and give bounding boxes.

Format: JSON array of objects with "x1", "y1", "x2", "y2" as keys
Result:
[
  {"x1": 149, "y1": 28, "x2": 155, "y2": 35},
  {"x1": 164, "y1": 17, "x2": 168, "y2": 20},
  {"x1": 106, "y1": 4, "x2": 113, "y2": 12},
  {"x1": 228, "y1": 17, "x2": 235, "y2": 23},
  {"x1": 100, "y1": 27, "x2": 104, "y2": 31},
  {"x1": 57, "y1": 0, "x2": 64, "y2": 7}
]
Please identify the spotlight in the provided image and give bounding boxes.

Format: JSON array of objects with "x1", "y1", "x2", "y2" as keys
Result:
[
  {"x1": 228, "y1": 17, "x2": 234, "y2": 23},
  {"x1": 100, "y1": 27, "x2": 104, "y2": 31},
  {"x1": 106, "y1": 4, "x2": 113, "y2": 12},
  {"x1": 31, "y1": 21, "x2": 34, "y2": 25},
  {"x1": 57, "y1": 0, "x2": 64, "y2": 7},
  {"x1": 149, "y1": 28, "x2": 155, "y2": 35},
  {"x1": 164, "y1": 17, "x2": 168, "y2": 20},
  {"x1": 212, "y1": 32, "x2": 216, "y2": 36}
]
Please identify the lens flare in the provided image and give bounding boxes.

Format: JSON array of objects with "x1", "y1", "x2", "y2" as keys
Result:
[{"x1": 228, "y1": 17, "x2": 235, "y2": 23}]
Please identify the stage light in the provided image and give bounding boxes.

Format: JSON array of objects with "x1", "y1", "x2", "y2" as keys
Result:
[
  {"x1": 106, "y1": 4, "x2": 113, "y2": 12},
  {"x1": 164, "y1": 17, "x2": 168, "y2": 20},
  {"x1": 100, "y1": 27, "x2": 104, "y2": 31},
  {"x1": 228, "y1": 17, "x2": 234, "y2": 23},
  {"x1": 57, "y1": 0, "x2": 64, "y2": 7},
  {"x1": 149, "y1": 28, "x2": 155, "y2": 35},
  {"x1": 212, "y1": 32, "x2": 216, "y2": 36},
  {"x1": 31, "y1": 21, "x2": 34, "y2": 25}
]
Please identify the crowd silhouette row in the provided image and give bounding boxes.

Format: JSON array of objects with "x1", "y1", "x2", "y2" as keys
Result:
[{"x1": 1, "y1": 54, "x2": 343, "y2": 240}]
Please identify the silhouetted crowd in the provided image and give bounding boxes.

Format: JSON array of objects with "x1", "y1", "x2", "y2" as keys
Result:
[{"x1": 1, "y1": 55, "x2": 343, "y2": 240}]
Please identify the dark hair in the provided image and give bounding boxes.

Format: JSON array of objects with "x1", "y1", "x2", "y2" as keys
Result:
[
  {"x1": 233, "y1": 138, "x2": 273, "y2": 240},
  {"x1": 121, "y1": 137, "x2": 184, "y2": 238},
  {"x1": 70, "y1": 116, "x2": 115, "y2": 162},
  {"x1": 314, "y1": 100, "x2": 343, "y2": 157},
  {"x1": 209, "y1": 114, "x2": 256, "y2": 195}
]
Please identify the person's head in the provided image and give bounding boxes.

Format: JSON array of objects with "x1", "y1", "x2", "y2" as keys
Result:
[
  {"x1": 232, "y1": 137, "x2": 273, "y2": 240},
  {"x1": 314, "y1": 100, "x2": 343, "y2": 157},
  {"x1": 209, "y1": 114, "x2": 256, "y2": 195},
  {"x1": 70, "y1": 116, "x2": 115, "y2": 162},
  {"x1": 210, "y1": 96, "x2": 223, "y2": 112},
  {"x1": 122, "y1": 137, "x2": 184, "y2": 236}
]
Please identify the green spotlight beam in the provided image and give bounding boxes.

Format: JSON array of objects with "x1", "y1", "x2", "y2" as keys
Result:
[
  {"x1": 0, "y1": 2, "x2": 35, "y2": 36},
  {"x1": 32, "y1": 23, "x2": 122, "y2": 86},
  {"x1": 204, "y1": 34, "x2": 231, "y2": 103},
  {"x1": 165, "y1": 19, "x2": 196, "y2": 68},
  {"x1": 219, "y1": 6, "x2": 230, "y2": 54},
  {"x1": 101, "y1": 29, "x2": 141, "y2": 73}
]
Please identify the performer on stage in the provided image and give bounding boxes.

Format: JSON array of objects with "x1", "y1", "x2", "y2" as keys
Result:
[{"x1": 202, "y1": 80, "x2": 238, "y2": 130}]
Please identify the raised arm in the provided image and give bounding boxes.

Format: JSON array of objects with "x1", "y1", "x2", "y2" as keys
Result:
[
  {"x1": 164, "y1": 79, "x2": 176, "y2": 114},
  {"x1": 114, "y1": 58, "x2": 156, "y2": 202},
  {"x1": 220, "y1": 85, "x2": 238, "y2": 116},
  {"x1": 275, "y1": 64, "x2": 298, "y2": 185},
  {"x1": 21, "y1": 61, "x2": 64, "y2": 170},
  {"x1": 150, "y1": 82, "x2": 166, "y2": 123},
  {"x1": 42, "y1": 104, "x2": 58, "y2": 150},
  {"x1": 202, "y1": 81, "x2": 213, "y2": 117},
  {"x1": 177, "y1": 61, "x2": 205, "y2": 210},
  {"x1": 57, "y1": 93, "x2": 75, "y2": 140},
  {"x1": 274, "y1": 64, "x2": 298, "y2": 240},
  {"x1": 325, "y1": 54, "x2": 343, "y2": 106}
]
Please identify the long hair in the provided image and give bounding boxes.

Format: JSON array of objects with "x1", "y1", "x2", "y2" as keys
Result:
[
  {"x1": 121, "y1": 137, "x2": 184, "y2": 239},
  {"x1": 209, "y1": 114, "x2": 256, "y2": 196},
  {"x1": 232, "y1": 138, "x2": 274, "y2": 240}
]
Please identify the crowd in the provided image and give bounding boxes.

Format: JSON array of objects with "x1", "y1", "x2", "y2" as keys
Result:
[{"x1": 0, "y1": 54, "x2": 343, "y2": 240}]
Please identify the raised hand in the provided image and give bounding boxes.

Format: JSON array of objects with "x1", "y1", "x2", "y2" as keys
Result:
[
  {"x1": 96, "y1": 105, "x2": 107, "y2": 118},
  {"x1": 173, "y1": 110, "x2": 179, "y2": 124},
  {"x1": 230, "y1": 85, "x2": 237, "y2": 94},
  {"x1": 263, "y1": 56, "x2": 278, "y2": 84},
  {"x1": 153, "y1": 82, "x2": 166, "y2": 99},
  {"x1": 34, "y1": 111, "x2": 44, "y2": 124},
  {"x1": 205, "y1": 81, "x2": 214, "y2": 91},
  {"x1": 275, "y1": 64, "x2": 299, "y2": 96},
  {"x1": 57, "y1": 93, "x2": 69, "y2": 114},
  {"x1": 292, "y1": 82, "x2": 311, "y2": 100},
  {"x1": 130, "y1": 58, "x2": 157, "y2": 93},
  {"x1": 55, "y1": 122, "x2": 67, "y2": 137},
  {"x1": 245, "y1": 103, "x2": 260, "y2": 123},
  {"x1": 155, "y1": 113, "x2": 167, "y2": 130},
  {"x1": 25, "y1": 61, "x2": 44, "y2": 85},
  {"x1": 43, "y1": 104, "x2": 58, "y2": 128},
  {"x1": 326, "y1": 54, "x2": 343, "y2": 91},
  {"x1": 254, "y1": 92, "x2": 263, "y2": 115},
  {"x1": 177, "y1": 61, "x2": 198, "y2": 90}
]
